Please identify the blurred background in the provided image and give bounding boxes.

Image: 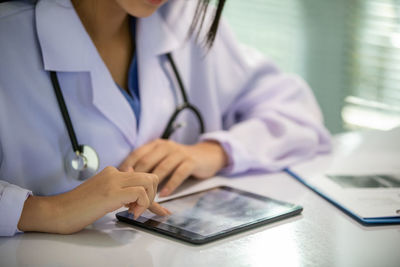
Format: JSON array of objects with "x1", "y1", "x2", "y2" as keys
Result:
[{"x1": 223, "y1": 0, "x2": 400, "y2": 134}]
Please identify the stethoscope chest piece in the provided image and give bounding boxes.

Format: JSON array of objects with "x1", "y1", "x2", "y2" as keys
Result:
[
  {"x1": 51, "y1": 53, "x2": 204, "y2": 181},
  {"x1": 65, "y1": 145, "x2": 99, "y2": 181}
]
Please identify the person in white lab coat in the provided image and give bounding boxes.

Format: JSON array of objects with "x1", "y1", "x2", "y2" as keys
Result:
[{"x1": 0, "y1": 0, "x2": 331, "y2": 236}]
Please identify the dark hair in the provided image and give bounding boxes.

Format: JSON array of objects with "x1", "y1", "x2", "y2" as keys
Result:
[
  {"x1": 0, "y1": 0, "x2": 226, "y2": 47},
  {"x1": 189, "y1": 0, "x2": 227, "y2": 48}
]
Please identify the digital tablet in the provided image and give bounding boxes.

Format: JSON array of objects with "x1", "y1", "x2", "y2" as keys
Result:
[{"x1": 116, "y1": 186, "x2": 303, "y2": 244}]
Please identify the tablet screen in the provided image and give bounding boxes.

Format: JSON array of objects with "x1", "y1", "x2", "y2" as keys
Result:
[{"x1": 116, "y1": 186, "x2": 302, "y2": 244}]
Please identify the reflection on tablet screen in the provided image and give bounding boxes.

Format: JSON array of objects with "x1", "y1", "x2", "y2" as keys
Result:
[{"x1": 140, "y1": 188, "x2": 291, "y2": 236}]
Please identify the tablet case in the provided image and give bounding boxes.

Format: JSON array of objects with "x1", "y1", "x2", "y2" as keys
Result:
[{"x1": 116, "y1": 186, "x2": 303, "y2": 244}]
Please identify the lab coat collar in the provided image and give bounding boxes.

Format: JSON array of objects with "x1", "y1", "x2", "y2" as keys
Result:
[
  {"x1": 34, "y1": 0, "x2": 190, "y2": 146},
  {"x1": 35, "y1": 0, "x2": 95, "y2": 72},
  {"x1": 35, "y1": 0, "x2": 139, "y2": 145},
  {"x1": 137, "y1": 0, "x2": 189, "y2": 57},
  {"x1": 35, "y1": 0, "x2": 187, "y2": 72}
]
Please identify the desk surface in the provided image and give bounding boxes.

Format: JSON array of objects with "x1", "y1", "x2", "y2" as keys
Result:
[{"x1": 1, "y1": 134, "x2": 400, "y2": 267}]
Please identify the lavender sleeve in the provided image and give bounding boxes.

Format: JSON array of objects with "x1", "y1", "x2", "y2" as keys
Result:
[
  {"x1": 0, "y1": 180, "x2": 31, "y2": 236},
  {"x1": 0, "y1": 141, "x2": 31, "y2": 236},
  {"x1": 199, "y1": 22, "x2": 331, "y2": 175}
]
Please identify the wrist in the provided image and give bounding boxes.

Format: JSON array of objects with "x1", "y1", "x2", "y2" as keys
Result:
[
  {"x1": 18, "y1": 195, "x2": 63, "y2": 233},
  {"x1": 197, "y1": 141, "x2": 228, "y2": 171}
]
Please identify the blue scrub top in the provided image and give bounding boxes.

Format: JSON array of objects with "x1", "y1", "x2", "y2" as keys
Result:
[{"x1": 117, "y1": 17, "x2": 141, "y2": 127}]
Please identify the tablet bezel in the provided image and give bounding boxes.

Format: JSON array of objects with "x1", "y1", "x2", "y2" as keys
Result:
[{"x1": 116, "y1": 186, "x2": 303, "y2": 244}]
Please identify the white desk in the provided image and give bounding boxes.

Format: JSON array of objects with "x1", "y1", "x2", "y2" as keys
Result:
[{"x1": 1, "y1": 133, "x2": 400, "y2": 267}]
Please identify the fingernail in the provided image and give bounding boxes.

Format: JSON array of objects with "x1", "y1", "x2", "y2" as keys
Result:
[
  {"x1": 165, "y1": 208, "x2": 172, "y2": 215},
  {"x1": 159, "y1": 188, "x2": 169, "y2": 197}
]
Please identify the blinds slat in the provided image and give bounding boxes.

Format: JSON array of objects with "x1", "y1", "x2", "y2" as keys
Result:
[{"x1": 347, "y1": 0, "x2": 400, "y2": 110}]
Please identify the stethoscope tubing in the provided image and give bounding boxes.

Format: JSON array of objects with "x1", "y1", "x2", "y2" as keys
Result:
[
  {"x1": 161, "y1": 53, "x2": 205, "y2": 139},
  {"x1": 161, "y1": 102, "x2": 205, "y2": 139},
  {"x1": 49, "y1": 52, "x2": 205, "y2": 179},
  {"x1": 50, "y1": 71, "x2": 82, "y2": 154},
  {"x1": 166, "y1": 53, "x2": 189, "y2": 103}
]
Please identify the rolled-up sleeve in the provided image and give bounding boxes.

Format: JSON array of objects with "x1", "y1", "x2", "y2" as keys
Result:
[
  {"x1": 199, "y1": 20, "x2": 331, "y2": 175},
  {"x1": 0, "y1": 180, "x2": 31, "y2": 236}
]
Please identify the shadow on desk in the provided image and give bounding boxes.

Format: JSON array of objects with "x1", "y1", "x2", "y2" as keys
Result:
[
  {"x1": 0, "y1": 221, "x2": 154, "y2": 266},
  {"x1": 12, "y1": 228, "x2": 137, "y2": 248},
  {"x1": 4, "y1": 215, "x2": 139, "y2": 248}
]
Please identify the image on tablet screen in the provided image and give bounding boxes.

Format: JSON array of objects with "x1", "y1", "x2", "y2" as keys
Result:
[{"x1": 139, "y1": 188, "x2": 291, "y2": 236}]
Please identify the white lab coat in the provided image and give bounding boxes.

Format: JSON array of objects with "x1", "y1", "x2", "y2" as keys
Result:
[{"x1": 0, "y1": 0, "x2": 331, "y2": 236}]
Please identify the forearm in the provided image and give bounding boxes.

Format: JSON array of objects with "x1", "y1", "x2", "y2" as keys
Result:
[
  {"x1": 17, "y1": 167, "x2": 165, "y2": 235},
  {"x1": 0, "y1": 180, "x2": 32, "y2": 236},
  {"x1": 18, "y1": 185, "x2": 118, "y2": 235},
  {"x1": 18, "y1": 193, "x2": 107, "y2": 235},
  {"x1": 17, "y1": 195, "x2": 64, "y2": 234},
  {"x1": 201, "y1": 116, "x2": 331, "y2": 175}
]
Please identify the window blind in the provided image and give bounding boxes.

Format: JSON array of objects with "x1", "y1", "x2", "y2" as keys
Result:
[
  {"x1": 343, "y1": 0, "x2": 400, "y2": 130},
  {"x1": 223, "y1": 0, "x2": 306, "y2": 75},
  {"x1": 224, "y1": 0, "x2": 400, "y2": 131}
]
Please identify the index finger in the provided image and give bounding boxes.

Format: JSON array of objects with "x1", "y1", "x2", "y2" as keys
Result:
[
  {"x1": 148, "y1": 202, "x2": 172, "y2": 216},
  {"x1": 123, "y1": 168, "x2": 158, "y2": 202},
  {"x1": 159, "y1": 161, "x2": 194, "y2": 197},
  {"x1": 119, "y1": 140, "x2": 158, "y2": 171},
  {"x1": 121, "y1": 172, "x2": 158, "y2": 203}
]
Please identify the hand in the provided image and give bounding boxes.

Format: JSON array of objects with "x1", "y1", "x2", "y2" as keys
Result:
[
  {"x1": 17, "y1": 166, "x2": 169, "y2": 234},
  {"x1": 119, "y1": 139, "x2": 228, "y2": 197},
  {"x1": 122, "y1": 167, "x2": 171, "y2": 217}
]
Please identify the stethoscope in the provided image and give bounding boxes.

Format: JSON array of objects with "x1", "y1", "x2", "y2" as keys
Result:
[{"x1": 50, "y1": 53, "x2": 205, "y2": 181}]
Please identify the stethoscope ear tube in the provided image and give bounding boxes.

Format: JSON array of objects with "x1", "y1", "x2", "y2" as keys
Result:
[
  {"x1": 161, "y1": 103, "x2": 205, "y2": 139},
  {"x1": 50, "y1": 71, "x2": 81, "y2": 153},
  {"x1": 50, "y1": 71, "x2": 99, "y2": 180},
  {"x1": 161, "y1": 53, "x2": 206, "y2": 139}
]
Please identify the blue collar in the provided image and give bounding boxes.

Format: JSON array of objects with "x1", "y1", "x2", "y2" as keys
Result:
[{"x1": 117, "y1": 17, "x2": 141, "y2": 126}]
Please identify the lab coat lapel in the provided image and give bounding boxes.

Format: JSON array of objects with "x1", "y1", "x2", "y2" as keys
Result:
[
  {"x1": 91, "y1": 64, "x2": 138, "y2": 146},
  {"x1": 35, "y1": 0, "x2": 137, "y2": 146},
  {"x1": 134, "y1": 7, "x2": 185, "y2": 146}
]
